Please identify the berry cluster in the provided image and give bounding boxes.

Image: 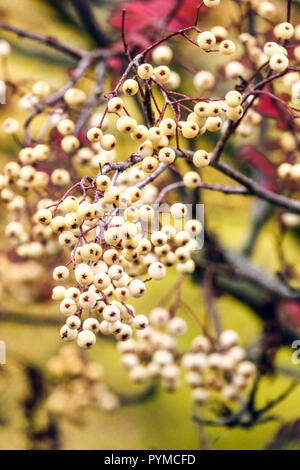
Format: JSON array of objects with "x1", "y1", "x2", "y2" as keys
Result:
[
  {"x1": 117, "y1": 307, "x2": 256, "y2": 404},
  {"x1": 182, "y1": 330, "x2": 255, "y2": 404},
  {"x1": 46, "y1": 187, "x2": 201, "y2": 349}
]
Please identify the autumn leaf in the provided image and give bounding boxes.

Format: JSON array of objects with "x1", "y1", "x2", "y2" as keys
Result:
[{"x1": 109, "y1": 0, "x2": 202, "y2": 48}]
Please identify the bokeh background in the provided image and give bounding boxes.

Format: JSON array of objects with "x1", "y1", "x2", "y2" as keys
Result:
[{"x1": 0, "y1": 0, "x2": 300, "y2": 450}]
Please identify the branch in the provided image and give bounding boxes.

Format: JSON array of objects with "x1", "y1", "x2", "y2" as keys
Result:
[
  {"x1": 176, "y1": 149, "x2": 300, "y2": 214},
  {"x1": 155, "y1": 180, "x2": 248, "y2": 204},
  {"x1": 193, "y1": 376, "x2": 298, "y2": 428},
  {"x1": 199, "y1": 232, "x2": 300, "y2": 345},
  {"x1": 242, "y1": 200, "x2": 273, "y2": 256},
  {"x1": 97, "y1": 153, "x2": 143, "y2": 178},
  {"x1": 287, "y1": 0, "x2": 293, "y2": 22},
  {"x1": 215, "y1": 160, "x2": 300, "y2": 214},
  {"x1": 0, "y1": 310, "x2": 61, "y2": 326},
  {"x1": 74, "y1": 59, "x2": 106, "y2": 134},
  {"x1": 0, "y1": 21, "x2": 84, "y2": 60}
]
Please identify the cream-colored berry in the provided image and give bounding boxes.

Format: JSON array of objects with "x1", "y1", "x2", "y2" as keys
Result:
[
  {"x1": 225, "y1": 60, "x2": 246, "y2": 79},
  {"x1": 264, "y1": 42, "x2": 281, "y2": 58},
  {"x1": 51, "y1": 169, "x2": 71, "y2": 186},
  {"x1": 274, "y1": 22, "x2": 294, "y2": 40},
  {"x1": 122, "y1": 79, "x2": 139, "y2": 96},
  {"x1": 33, "y1": 144, "x2": 50, "y2": 162},
  {"x1": 159, "y1": 118, "x2": 176, "y2": 137},
  {"x1": 65, "y1": 287, "x2": 80, "y2": 302},
  {"x1": 0, "y1": 40, "x2": 11, "y2": 57},
  {"x1": 181, "y1": 121, "x2": 199, "y2": 139},
  {"x1": 77, "y1": 330, "x2": 96, "y2": 349},
  {"x1": 50, "y1": 216, "x2": 66, "y2": 234},
  {"x1": 137, "y1": 63, "x2": 153, "y2": 80},
  {"x1": 130, "y1": 125, "x2": 148, "y2": 143},
  {"x1": 236, "y1": 361, "x2": 256, "y2": 377},
  {"x1": 52, "y1": 286, "x2": 66, "y2": 301},
  {"x1": 219, "y1": 40, "x2": 236, "y2": 55},
  {"x1": 66, "y1": 315, "x2": 81, "y2": 330},
  {"x1": 225, "y1": 90, "x2": 242, "y2": 107},
  {"x1": 154, "y1": 66, "x2": 171, "y2": 83},
  {"x1": 60, "y1": 325, "x2": 78, "y2": 342},
  {"x1": 194, "y1": 102, "x2": 208, "y2": 117},
  {"x1": 60, "y1": 298, "x2": 77, "y2": 316},
  {"x1": 107, "y1": 96, "x2": 124, "y2": 113},
  {"x1": 103, "y1": 304, "x2": 121, "y2": 323},
  {"x1": 61, "y1": 135, "x2": 80, "y2": 153},
  {"x1": 165, "y1": 71, "x2": 181, "y2": 89},
  {"x1": 37, "y1": 208, "x2": 52, "y2": 225},
  {"x1": 142, "y1": 156, "x2": 159, "y2": 173},
  {"x1": 116, "y1": 324, "x2": 133, "y2": 342},
  {"x1": 277, "y1": 163, "x2": 293, "y2": 179},
  {"x1": 258, "y1": 1, "x2": 276, "y2": 19},
  {"x1": 75, "y1": 264, "x2": 94, "y2": 286},
  {"x1": 226, "y1": 105, "x2": 244, "y2": 121},
  {"x1": 96, "y1": 174, "x2": 111, "y2": 191},
  {"x1": 87, "y1": 127, "x2": 103, "y2": 142},
  {"x1": 203, "y1": 0, "x2": 220, "y2": 7},
  {"x1": 152, "y1": 45, "x2": 173, "y2": 64},
  {"x1": 219, "y1": 329, "x2": 240, "y2": 349},
  {"x1": 32, "y1": 80, "x2": 51, "y2": 98},
  {"x1": 133, "y1": 315, "x2": 149, "y2": 330},
  {"x1": 206, "y1": 116, "x2": 222, "y2": 131},
  {"x1": 79, "y1": 291, "x2": 97, "y2": 309},
  {"x1": 151, "y1": 231, "x2": 168, "y2": 247},
  {"x1": 2, "y1": 118, "x2": 19, "y2": 135},
  {"x1": 206, "y1": 101, "x2": 223, "y2": 117},
  {"x1": 193, "y1": 149, "x2": 210, "y2": 168},
  {"x1": 128, "y1": 279, "x2": 146, "y2": 297},
  {"x1": 116, "y1": 116, "x2": 137, "y2": 134},
  {"x1": 108, "y1": 264, "x2": 124, "y2": 280},
  {"x1": 269, "y1": 53, "x2": 289, "y2": 72},
  {"x1": 148, "y1": 262, "x2": 166, "y2": 280},
  {"x1": 211, "y1": 26, "x2": 228, "y2": 42},
  {"x1": 53, "y1": 265, "x2": 69, "y2": 282},
  {"x1": 171, "y1": 203, "x2": 187, "y2": 219},
  {"x1": 197, "y1": 31, "x2": 216, "y2": 50},
  {"x1": 183, "y1": 171, "x2": 201, "y2": 189},
  {"x1": 193, "y1": 71, "x2": 215, "y2": 90},
  {"x1": 158, "y1": 147, "x2": 176, "y2": 164},
  {"x1": 83, "y1": 318, "x2": 100, "y2": 333},
  {"x1": 101, "y1": 134, "x2": 116, "y2": 150},
  {"x1": 64, "y1": 88, "x2": 87, "y2": 107},
  {"x1": 168, "y1": 317, "x2": 187, "y2": 336},
  {"x1": 57, "y1": 119, "x2": 75, "y2": 135},
  {"x1": 62, "y1": 196, "x2": 78, "y2": 213}
]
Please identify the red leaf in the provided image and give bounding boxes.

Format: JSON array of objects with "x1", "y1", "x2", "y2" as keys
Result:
[
  {"x1": 256, "y1": 92, "x2": 289, "y2": 130},
  {"x1": 279, "y1": 300, "x2": 300, "y2": 328},
  {"x1": 238, "y1": 144, "x2": 277, "y2": 190}
]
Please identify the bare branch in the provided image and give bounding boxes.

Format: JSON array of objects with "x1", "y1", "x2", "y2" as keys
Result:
[
  {"x1": 70, "y1": 0, "x2": 110, "y2": 47},
  {"x1": 0, "y1": 21, "x2": 84, "y2": 60},
  {"x1": 175, "y1": 149, "x2": 300, "y2": 214}
]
